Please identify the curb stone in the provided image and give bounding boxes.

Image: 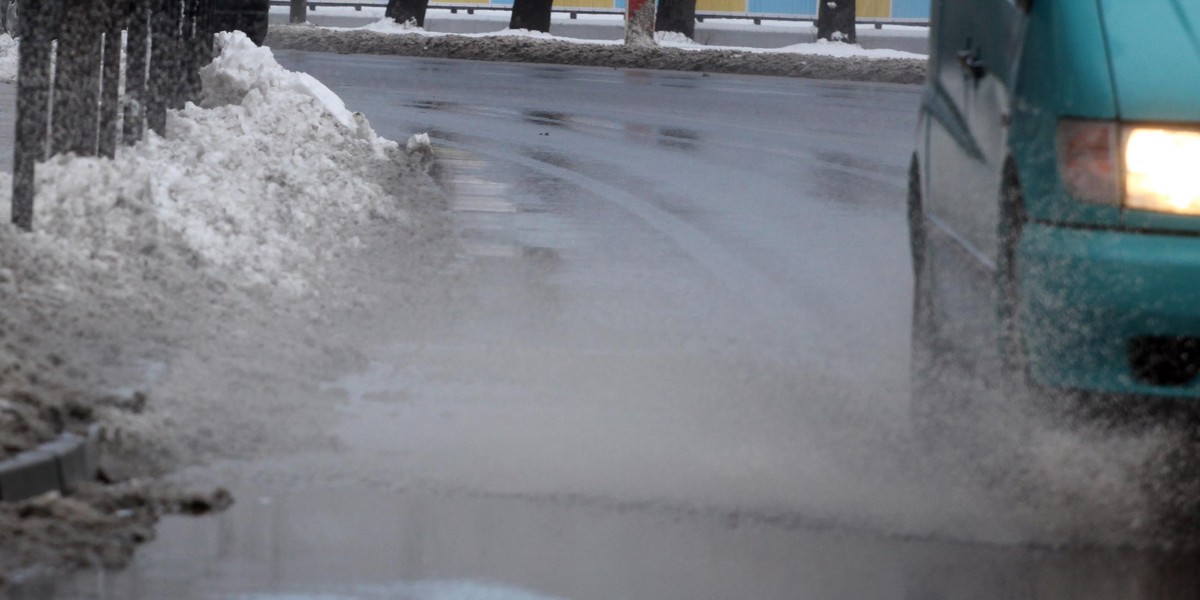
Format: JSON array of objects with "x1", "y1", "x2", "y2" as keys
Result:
[{"x1": 0, "y1": 426, "x2": 101, "y2": 502}]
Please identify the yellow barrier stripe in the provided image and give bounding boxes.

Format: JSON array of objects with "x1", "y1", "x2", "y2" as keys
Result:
[
  {"x1": 697, "y1": 0, "x2": 747, "y2": 12},
  {"x1": 855, "y1": 0, "x2": 890, "y2": 18}
]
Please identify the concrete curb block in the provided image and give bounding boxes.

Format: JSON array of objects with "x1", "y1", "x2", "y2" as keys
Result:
[{"x1": 0, "y1": 426, "x2": 101, "y2": 502}]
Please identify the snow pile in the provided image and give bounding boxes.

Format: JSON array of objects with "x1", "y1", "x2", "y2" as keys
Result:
[
  {"x1": 774, "y1": 38, "x2": 919, "y2": 58},
  {"x1": 655, "y1": 31, "x2": 700, "y2": 46},
  {"x1": 361, "y1": 17, "x2": 427, "y2": 34},
  {"x1": 0, "y1": 33, "x2": 16, "y2": 83},
  {"x1": 16, "y1": 31, "x2": 412, "y2": 297},
  {"x1": 201, "y1": 31, "x2": 362, "y2": 131},
  {"x1": 406, "y1": 132, "x2": 432, "y2": 153}
]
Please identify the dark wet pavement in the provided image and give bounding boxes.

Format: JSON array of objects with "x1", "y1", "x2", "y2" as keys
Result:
[{"x1": 14, "y1": 55, "x2": 1200, "y2": 598}]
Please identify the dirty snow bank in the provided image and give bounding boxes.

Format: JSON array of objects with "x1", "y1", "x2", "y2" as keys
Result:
[
  {"x1": 0, "y1": 30, "x2": 444, "y2": 580},
  {"x1": 0, "y1": 28, "x2": 440, "y2": 459},
  {"x1": 0, "y1": 34, "x2": 15, "y2": 84},
  {"x1": 0, "y1": 484, "x2": 231, "y2": 587},
  {"x1": 23, "y1": 31, "x2": 417, "y2": 298},
  {"x1": 266, "y1": 24, "x2": 926, "y2": 84}
]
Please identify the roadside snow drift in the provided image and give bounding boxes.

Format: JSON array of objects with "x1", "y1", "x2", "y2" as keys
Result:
[
  {"x1": 0, "y1": 28, "x2": 449, "y2": 576},
  {"x1": 0, "y1": 29, "x2": 441, "y2": 469},
  {"x1": 9, "y1": 31, "x2": 416, "y2": 298}
]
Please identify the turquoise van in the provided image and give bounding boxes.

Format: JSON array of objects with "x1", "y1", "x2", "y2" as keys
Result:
[{"x1": 910, "y1": 0, "x2": 1200, "y2": 403}]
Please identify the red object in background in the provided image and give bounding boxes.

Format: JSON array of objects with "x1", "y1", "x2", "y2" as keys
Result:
[{"x1": 626, "y1": 0, "x2": 651, "y2": 19}]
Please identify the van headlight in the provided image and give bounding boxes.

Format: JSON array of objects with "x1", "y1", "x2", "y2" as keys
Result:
[
  {"x1": 1058, "y1": 120, "x2": 1200, "y2": 216},
  {"x1": 1123, "y1": 127, "x2": 1200, "y2": 215}
]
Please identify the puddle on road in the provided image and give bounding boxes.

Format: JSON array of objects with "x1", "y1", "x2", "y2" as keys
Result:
[
  {"x1": 404, "y1": 100, "x2": 460, "y2": 112},
  {"x1": 433, "y1": 143, "x2": 579, "y2": 267},
  {"x1": 25, "y1": 486, "x2": 1200, "y2": 600},
  {"x1": 522, "y1": 111, "x2": 570, "y2": 129},
  {"x1": 656, "y1": 127, "x2": 701, "y2": 152}
]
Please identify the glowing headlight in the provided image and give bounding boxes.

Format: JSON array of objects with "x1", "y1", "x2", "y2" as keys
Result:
[
  {"x1": 1124, "y1": 127, "x2": 1200, "y2": 215},
  {"x1": 1057, "y1": 120, "x2": 1200, "y2": 216}
]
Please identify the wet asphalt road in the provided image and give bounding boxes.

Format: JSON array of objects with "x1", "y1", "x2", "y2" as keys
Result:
[{"x1": 22, "y1": 55, "x2": 1200, "y2": 598}]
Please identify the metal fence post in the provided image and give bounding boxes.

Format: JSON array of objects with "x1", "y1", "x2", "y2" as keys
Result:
[
  {"x1": 146, "y1": 0, "x2": 177, "y2": 135},
  {"x1": 52, "y1": 0, "x2": 105, "y2": 157},
  {"x1": 291, "y1": 0, "x2": 307, "y2": 24},
  {"x1": 195, "y1": 0, "x2": 214, "y2": 63},
  {"x1": 166, "y1": 0, "x2": 189, "y2": 111},
  {"x1": 124, "y1": 0, "x2": 152, "y2": 145},
  {"x1": 11, "y1": 0, "x2": 58, "y2": 230},
  {"x1": 99, "y1": 0, "x2": 126, "y2": 158},
  {"x1": 181, "y1": 0, "x2": 205, "y2": 100}
]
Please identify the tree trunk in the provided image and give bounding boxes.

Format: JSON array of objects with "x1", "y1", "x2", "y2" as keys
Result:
[
  {"x1": 12, "y1": 0, "x2": 57, "y2": 229},
  {"x1": 98, "y1": 0, "x2": 125, "y2": 158},
  {"x1": 624, "y1": 0, "x2": 655, "y2": 46},
  {"x1": 52, "y1": 0, "x2": 103, "y2": 156},
  {"x1": 386, "y1": 0, "x2": 430, "y2": 27},
  {"x1": 816, "y1": 0, "x2": 856, "y2": 43},
  {"x1": 655, "y1": 0, "x2": 695, "y2": 40},
  {"x1": 124, "y1": 0, "x2": 151, "y2": 145},
  {"x1": 509, "y1": 0, "x2": 552, "y2": 33}
]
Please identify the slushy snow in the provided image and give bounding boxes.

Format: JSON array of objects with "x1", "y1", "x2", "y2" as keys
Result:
[{"x1": 0, "y1": 33, "x2": 16, "y2": 83}]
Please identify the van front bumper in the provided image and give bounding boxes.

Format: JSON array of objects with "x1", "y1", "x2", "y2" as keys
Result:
[{"x1": 1019, "y1": 222, "x2": 1200, "y2": 397}]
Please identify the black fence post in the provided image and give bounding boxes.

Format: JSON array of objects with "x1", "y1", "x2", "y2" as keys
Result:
[
  {"x1": 164, "y1": 0, "x2": 187, "y2": 112},
  {"x1": 291, "y1": 0, "x2": 307, "y2": 24},
  {"x1": 99, "y1": 0, "x2": 125, "y2": 158},
  {"x1": 194, "y1": 0, "x2": 214, "y2": 70},
  {"x1": 12, "y1": 0, "x2": 58, "y2": 231},
  {"x1": 169, "y1": 0, "x2": 191, "y2": 110},
  {"x1": 181, "y1": 0, "x2": 203, "y2": 100},
  {"x1": 52, "y1": 0, "x2": 105, "y2": 157},
  {"x1": 147, "y1": 0, "x2": 176, "y2": 135},
  {"x1": 124, "y1": 0, "x2": 152, "y2": 145}
]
